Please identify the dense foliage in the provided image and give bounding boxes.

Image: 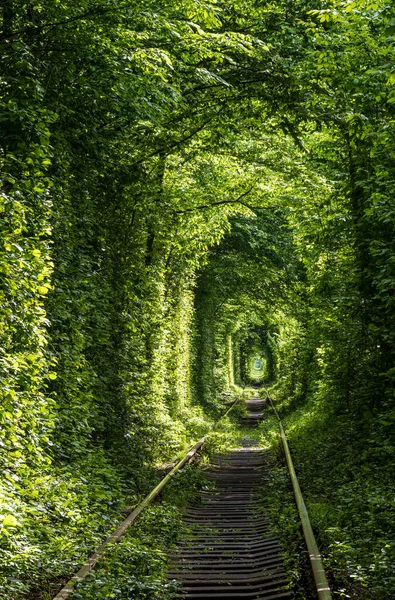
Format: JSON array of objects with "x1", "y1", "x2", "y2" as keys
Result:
[{"x1": 1, "y1": 0, "x2": 395, "y2": 598}]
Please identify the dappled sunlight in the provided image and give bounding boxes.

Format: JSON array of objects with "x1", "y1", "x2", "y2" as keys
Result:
[{"x1": 1, "y1": 0, "x2": 395, "y2": 599}]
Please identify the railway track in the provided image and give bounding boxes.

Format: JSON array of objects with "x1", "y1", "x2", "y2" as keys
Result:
[
  {"x1": 54, "y1": 394, "x2": 331, "y2": 600},
  {"x1": 169, "y1": 397, "x2": 292, "y2": 600}
]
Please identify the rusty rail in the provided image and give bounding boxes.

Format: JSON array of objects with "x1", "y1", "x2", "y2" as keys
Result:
[
  {"x1": 267, "y1": 396, "x2": 332, "y2": 600},
  {"x1": 53, "y1": 396, "x2": 241, "y2": 600}
]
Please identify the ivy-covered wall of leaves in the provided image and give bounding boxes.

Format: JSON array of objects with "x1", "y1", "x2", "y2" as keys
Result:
[{"x1": 2, "y1": 0, "x2": 395, "y2": 598}]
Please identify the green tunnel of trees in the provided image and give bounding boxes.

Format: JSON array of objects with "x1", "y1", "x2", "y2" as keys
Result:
[{"x1": 1, "y1": 1, "x2": 395, "y2": 599}]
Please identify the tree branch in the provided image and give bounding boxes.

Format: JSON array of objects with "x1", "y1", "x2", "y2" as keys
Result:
[
  {"x1": 131, "y1": 113, "x2": 220, "y2": 167},
  {"x1": 0, "y1": 6, "x2": 116, "y2": 42},
  {"x1": 175, "y1": 179, "x2": 269, "y2": 214}
]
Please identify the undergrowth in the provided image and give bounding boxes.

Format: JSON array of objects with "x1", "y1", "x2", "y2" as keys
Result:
[
  {"x1": 271, "y1": 392, "x2": 395, "y2": 599},
  {"x1": 48, "y1": 401, "x2": 243, "y2": 600},
  {"x1": 1, "y1": 450, "x2": 130, "y2": 600},
  {"x1": 72, "y1": 471, "x2": 201, "y2": 600},
  {"x1": 255, "y1": 409, "x2": 316, "y2": 600}
]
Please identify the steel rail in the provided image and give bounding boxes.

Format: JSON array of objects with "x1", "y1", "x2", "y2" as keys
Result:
[
  {"x1": 267, "y1": 396, "x2": 332, "y2": 600},
  {"x1": 52, "y1": 396, "x2": 241, "y2": 600}
]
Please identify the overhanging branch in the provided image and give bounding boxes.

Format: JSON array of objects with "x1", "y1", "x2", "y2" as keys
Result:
[{"x1": 175, "y1": 178, "x2": 272, "y2": 214}]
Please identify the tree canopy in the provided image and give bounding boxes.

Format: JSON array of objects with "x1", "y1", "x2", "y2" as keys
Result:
[{"x1": 1, "y1": 1, "x2": 395, "y2": 598}]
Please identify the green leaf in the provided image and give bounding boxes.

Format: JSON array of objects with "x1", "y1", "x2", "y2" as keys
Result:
[
  {"x1": 37, "y1": 285, "x2": 49, "y2": 295},
  {"x1": 2, "y1": 515, "x2": 21, "y2": 528}
]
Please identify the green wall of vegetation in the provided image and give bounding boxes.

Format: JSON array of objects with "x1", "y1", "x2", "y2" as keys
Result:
[{"x1": 1, "y1": 1, "x2": 395, "y2": 598}]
